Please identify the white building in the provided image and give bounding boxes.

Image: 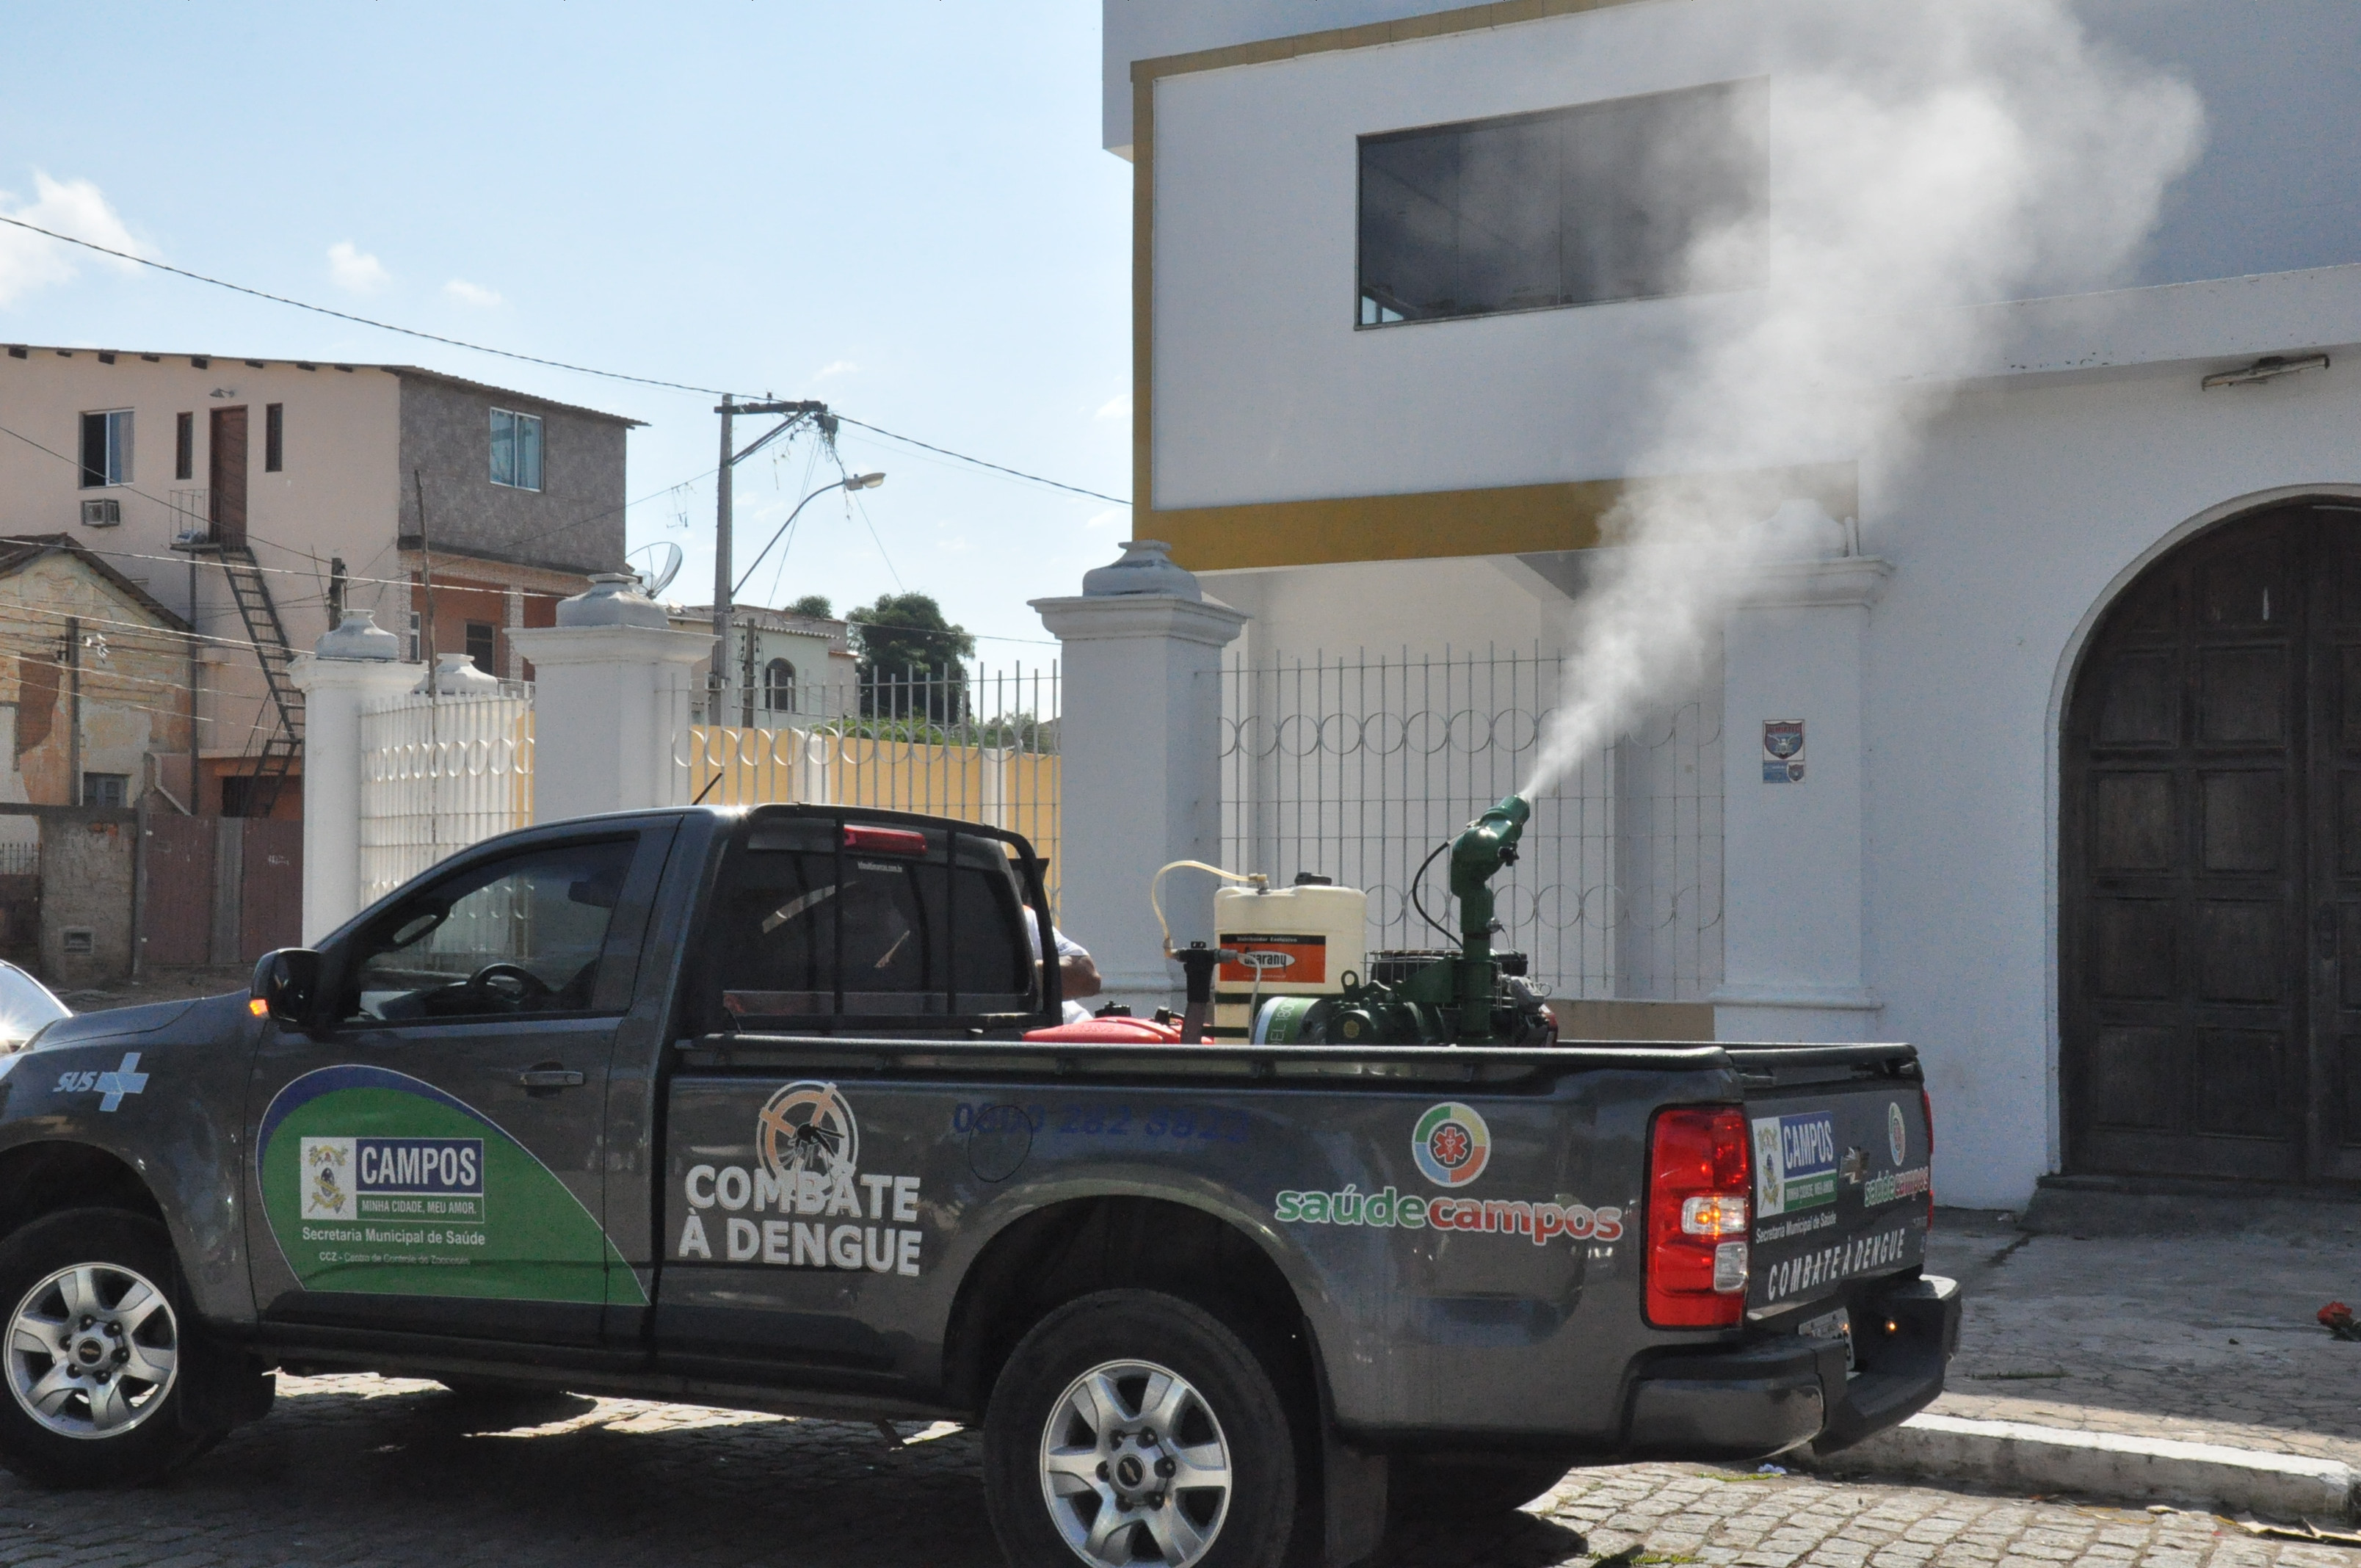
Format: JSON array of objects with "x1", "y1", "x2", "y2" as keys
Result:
[{"x1": 1102, "y1": 0, "x2": 2361, "y2": 1205}]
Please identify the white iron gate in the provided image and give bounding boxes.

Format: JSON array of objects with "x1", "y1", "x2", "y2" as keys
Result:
[
  {"x1": 1219, "y1": 647, "x2": 1722, "y2": 1002},
  {"x1": 358, "y1": 687, "x2": 534, "y2": 906}
]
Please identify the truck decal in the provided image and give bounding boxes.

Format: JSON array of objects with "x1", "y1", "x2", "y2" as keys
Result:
[
  {"x1": 1412, "y1": 1102, "x2": 1491, "y2": 1187},
  {"x1": 1273, "y1": 1186, "x2": 1622, "y2": 1244},
  {"x1": 1758, "y1": 1220, "x2": 1918, "y2": 1304},
  {"x1": 259, "y1": 1064, "x2": 642, "y2": 1305},
  {"x1": 1752, "y1": 1111, "x2": 1838, "y2": 1218},
  {"x1": 673, "y1": 1080, "x2": 926, "y2": 1275}
]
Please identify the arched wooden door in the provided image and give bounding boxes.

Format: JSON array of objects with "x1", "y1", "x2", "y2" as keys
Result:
[{"x1": 2064, "y1": 500, "x2": 2361, "y2": 1184}]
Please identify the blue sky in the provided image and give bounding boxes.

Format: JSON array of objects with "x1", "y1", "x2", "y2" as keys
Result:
[{"x1": 0, "y1": 1, "x2": 1128, "y2": 659}]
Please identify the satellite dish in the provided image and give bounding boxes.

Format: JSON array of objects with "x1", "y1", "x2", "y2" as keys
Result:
[{"x1": 626, "y1": 541, "x2": 683, "y2": 598}]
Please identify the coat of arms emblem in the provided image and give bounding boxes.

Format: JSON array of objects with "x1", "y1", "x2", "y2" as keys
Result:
[{"x1": 1762, "y1": 719, "x2": 1806, "y2": 783}]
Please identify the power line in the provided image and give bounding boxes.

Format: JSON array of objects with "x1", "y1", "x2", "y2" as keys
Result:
[{"x1": 0, "y1": 213, "x2": 1133, "y2": 507}]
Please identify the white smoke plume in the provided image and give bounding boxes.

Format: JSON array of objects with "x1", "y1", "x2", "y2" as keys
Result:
[{"x1": 1520, "y1": 2, "x2": 2205, "y2": 797}]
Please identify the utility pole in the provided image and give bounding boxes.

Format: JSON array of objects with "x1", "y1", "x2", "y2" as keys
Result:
[
  {"x1": 710, "y1": 396, "x2": 831, "y2": 720},
  {"x1": 64, "y1": 617, "x2": 81, "y2": 806},
  {"x1": 711, "y1": 394, "x2": 733, "y2": 719}
]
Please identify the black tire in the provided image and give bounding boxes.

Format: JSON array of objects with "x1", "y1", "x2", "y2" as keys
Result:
[
  {"x1": 1387, "y1": 1449, "x2": 1581, "y2": 1522},
  {"x1": 0, "y1": 1209, "x2": 219, "y2": 1487},
  {"x1": 983, "y1": 1288, "x2": 1300, "y2": 1568}
]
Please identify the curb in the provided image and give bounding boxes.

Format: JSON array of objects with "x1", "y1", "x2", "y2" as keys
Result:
[{"x1": 1800, "y1": 1414, "x2": 2357, "y2": 1521}]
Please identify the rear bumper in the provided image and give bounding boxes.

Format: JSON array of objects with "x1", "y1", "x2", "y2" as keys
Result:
[{"x1": 1624, "y1": 1274, "x2": 1960, "y2": 1462}]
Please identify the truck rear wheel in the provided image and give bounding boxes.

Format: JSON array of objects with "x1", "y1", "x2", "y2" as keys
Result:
[
  {"x1": 0, "y1": 1209, "x2": 219, "y2": 1487},
  {"x1": 1388, "y1": 1449, "x2": 1581, "y2": 1520},
  {"x1": 982, "y1": 1289, "x2": 1299, "y2": 1568}
]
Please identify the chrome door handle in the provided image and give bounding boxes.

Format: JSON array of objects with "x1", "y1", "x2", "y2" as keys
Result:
[{"x1": 514, "y1": 1068, "x2": 585, "y2": 1089}]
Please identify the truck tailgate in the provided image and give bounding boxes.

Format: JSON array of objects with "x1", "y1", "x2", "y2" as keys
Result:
[{"x1": 1738, "y1": 1053, "x2": 1931, "y2": 1318}]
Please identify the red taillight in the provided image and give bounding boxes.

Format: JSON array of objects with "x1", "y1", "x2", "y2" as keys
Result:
[
  {"x1": 1921, "y1": 1087, "x2": 1937, "y2": 1232},
  {"x1": 844, "y1": 824, "x2": 929, "y2": 856},
  {"x1": 1647, "y1": 1106, "x2": 1751, "y2": 1328}
]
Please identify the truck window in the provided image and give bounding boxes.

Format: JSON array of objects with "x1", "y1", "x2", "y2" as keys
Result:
[
  {"x1": 708, "y1": 821, "x2": 1034, "y2": 1025},
  {"x1": 339, "y1": 837, "x2": 637, "y2": 1023}
]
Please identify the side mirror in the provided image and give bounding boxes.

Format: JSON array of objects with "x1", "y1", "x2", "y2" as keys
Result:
[{"x1": 251, "y1": 948, "x2": 322, "y2": 1028}]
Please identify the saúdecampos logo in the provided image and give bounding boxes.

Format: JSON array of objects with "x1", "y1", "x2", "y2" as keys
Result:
[{"x1": 1412, "y1": 1102, "x2": 1490, "y2": 1188}]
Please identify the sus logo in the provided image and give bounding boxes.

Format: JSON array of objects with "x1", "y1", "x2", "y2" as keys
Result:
[{"x1": 759, "y1": 1081, "x2": 860, "y2": 1184}]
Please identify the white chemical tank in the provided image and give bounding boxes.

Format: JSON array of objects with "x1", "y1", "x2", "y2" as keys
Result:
[{"x1": 1213, "y1": 876, "x2": 1368, "y2": 1040}]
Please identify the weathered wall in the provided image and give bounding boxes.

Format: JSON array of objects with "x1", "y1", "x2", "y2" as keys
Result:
[
  {"x1": 396, "y1": 374, "x2": 631, "y2": 578},
  {"x1": 0, "y1": 552, "x2": 191, "y2": 807},
  {"x1": 11, "y1": 807, "x2": 137, "y2": 989}
]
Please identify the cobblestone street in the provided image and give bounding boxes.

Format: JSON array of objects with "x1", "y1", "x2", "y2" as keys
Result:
[{"x1": 0, "y1": 1374, "x2": 2346, "y2": 1568}]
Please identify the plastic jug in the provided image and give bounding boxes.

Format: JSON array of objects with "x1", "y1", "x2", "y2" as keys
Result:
[{"x1": 1212, "y1": 879, "x2": 1368, "y2": 1040}]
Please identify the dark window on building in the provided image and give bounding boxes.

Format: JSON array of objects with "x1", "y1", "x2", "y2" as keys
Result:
[
  {"x1": 489, "y1": 407, "x2": 543, "y2": 490},
  {"x1": 78, "y1": 410, "x2": 131, "y2": 487},
  {"x1": 81, "y1": 773, "x2": 128, "y2": 808},
  {"x1": 1357, "y1": 78, "x2": 1767, "y2": 327},
  {"x1": 465, "y1": 621, "x2": 498, "y2": 672},
  {"x1": 765, "y1": 658, "x2": 797, "y2": 713},
  {"x1": 264, "y1": 403, "x2": 283, "y2": 471},
  {"x1": 175, "y1": 411, "x2": 194, "y2": 480}
]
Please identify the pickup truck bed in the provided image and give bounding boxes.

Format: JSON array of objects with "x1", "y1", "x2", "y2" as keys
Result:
[{"x1": 0, "y1": 805, "x2": 1956, "y2": 1568}]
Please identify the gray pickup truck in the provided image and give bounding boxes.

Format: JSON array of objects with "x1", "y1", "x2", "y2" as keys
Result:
[{"x1": 0, "y1": 804, "x2": 1954, "y2": 1568}]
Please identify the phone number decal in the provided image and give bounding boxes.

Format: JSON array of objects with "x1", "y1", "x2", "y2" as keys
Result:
[{"x1": 951, "y1": 1103, "x2": 1248, "y2": 1144}]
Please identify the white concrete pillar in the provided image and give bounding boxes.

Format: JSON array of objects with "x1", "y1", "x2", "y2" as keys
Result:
[
  {"x1": 1711, "y1": 554, "x2": 1893, "y2": 1041},
  {"x1": 291, "y1": 611, "x2": 416, "y2": 945},
  {"x1": 1033, "y1": 542, "x2": 1249, "y2": 1016},
  {"x1": 508, "y1": 575, "x2": 710, "y2": 824}
]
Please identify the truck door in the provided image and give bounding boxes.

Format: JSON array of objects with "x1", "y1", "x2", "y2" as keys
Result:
[
  {"x1": 244, "y1": 829, "x2": 664, "y2": 1348},
  {"x1": 653, "y1": 816, "x2": 1038, "y2": 1379}
]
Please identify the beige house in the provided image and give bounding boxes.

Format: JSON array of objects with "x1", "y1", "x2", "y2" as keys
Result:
[{"x1": 0, "y1": 345, "x2": 639, "y2": 815}]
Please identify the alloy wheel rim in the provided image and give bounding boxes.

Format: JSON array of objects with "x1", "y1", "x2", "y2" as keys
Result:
[
  {"x1": 7, "y1": 1262, "x2": 178, "y2": 1440},
  {"x1": 1038, "y1": 1357, "x2": 1233, "y2": 1567}
]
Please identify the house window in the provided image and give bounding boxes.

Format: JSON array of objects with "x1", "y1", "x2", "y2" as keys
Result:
[
  {"x1": 465, "y1": 621, "x2": 497, "y2": 672},
  {"x1": 81, "y1": 773, "x2": 128, "y2": 808},
  {"x1": 79, "y1": 410, "x2": 132, "y2": 487},
  {"x1": 264, "y1": 403, "x2": 284, "y2": 472},
  {"x1": 175, "y1": 412, "x2": 194, "y2": 480},
  {"x1": 1357, "y1": 78, "x2": 1767, "y2": 327},
  {"x1": 764, "y1": 658, "x2": 797, "y2": 714},
  {"x1": 489, "y1": 408, "x2": 543, "y2": 490},
  {"x1": 408, "y1": 611, "x2": 422, "y2": 662}
]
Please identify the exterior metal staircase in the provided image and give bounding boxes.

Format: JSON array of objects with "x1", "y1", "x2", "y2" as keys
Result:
[{"x1": 216, "y1": 544, "x2": 304, "y2": 819}]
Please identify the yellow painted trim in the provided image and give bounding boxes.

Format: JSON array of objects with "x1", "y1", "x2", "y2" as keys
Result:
[
  {"x1": 1126, "y1": 0, "x2": 1660, "y2": 90},
  {"x1": 1150, "y1": 463, "x2": 1859, "y2": 573}
]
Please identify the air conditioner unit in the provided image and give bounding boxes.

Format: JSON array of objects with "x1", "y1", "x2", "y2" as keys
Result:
[{"x1": 79, "y1": 498, "x2": 120, "y2": 527}]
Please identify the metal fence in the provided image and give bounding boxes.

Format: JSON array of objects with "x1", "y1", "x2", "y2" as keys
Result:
[
  {"x1": 675, "y1": 663, "x2": 1062, "y2": 913},
  {"x1": 358, "y1": 686, "x2": 535, "y2": 907},
  {"x1": 1219, "y1": 647, "x2": 1722, "y2": 1002}
]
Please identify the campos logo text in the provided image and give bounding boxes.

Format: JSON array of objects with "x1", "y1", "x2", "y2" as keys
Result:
[{"x1": 675, "y1": 1081, "x2": 924, "y2": 1277}]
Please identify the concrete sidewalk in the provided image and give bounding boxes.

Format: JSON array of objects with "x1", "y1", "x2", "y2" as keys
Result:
[{"x1": 1803, "y1": 1208, "x2": 2361, "y2": 1520}]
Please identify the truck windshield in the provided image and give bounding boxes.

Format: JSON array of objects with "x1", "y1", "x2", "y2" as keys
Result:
[{"x1": 707, "y1": 822, "x2": 1034, "y2": 1026}]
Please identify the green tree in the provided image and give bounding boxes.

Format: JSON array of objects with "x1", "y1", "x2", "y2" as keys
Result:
[
  {"x1": 849, "y1": 592, "x2": 976, "y2": 722},
  {"x1": 786, "y1": 594, "x2": 833, "y2": 620}
]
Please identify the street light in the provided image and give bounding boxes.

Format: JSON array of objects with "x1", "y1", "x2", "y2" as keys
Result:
[{"x1": 734, "y1": 472, "x2": 885, "y2": 595}]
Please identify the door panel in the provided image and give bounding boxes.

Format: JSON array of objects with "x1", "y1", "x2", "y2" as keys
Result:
[
  {"x1": 244, "y1": 833, "x2": 652, "y2": 1343},
  {"x1": 2064, "y1": 504, "x2": 2361, "y2": 1184},
  {"x1": 208, "y1": 406, "x2": 247, "y2": 546}
]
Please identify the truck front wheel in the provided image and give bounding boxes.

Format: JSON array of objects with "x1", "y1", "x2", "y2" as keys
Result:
[
  {"x1": 983, "y1": 1289, "x2": 1299, "y2": 1568},
  {"x1": 0, "y1": 1210, "x2": 220, "y2": 1487}
]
